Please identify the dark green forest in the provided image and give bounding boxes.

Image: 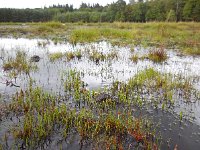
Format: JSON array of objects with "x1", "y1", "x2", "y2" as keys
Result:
[{"x1": 0, "y1": 0, "x2": 199, "y2": 22}]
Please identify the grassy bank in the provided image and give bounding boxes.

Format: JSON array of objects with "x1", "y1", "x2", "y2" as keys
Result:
[
  {"x1": 0, "y1": 22, "x2": 200, "y2": 55},
  {"x1": 69, "y1": 22, "x2": 200, "y2": 55}
]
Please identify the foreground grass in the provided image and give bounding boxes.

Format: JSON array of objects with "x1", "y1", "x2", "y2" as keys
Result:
[
  {"x1": 0, "y1": 56, "x2": 199, "y2": 150},
  {"x1": 1, "y1": 67, "x2": 199, "y2": 149},
  {"x1": 0, "y1": 70, "x2": 161, "y2": 149},
  {"x1": 0, "y1": 22, "x2": 199, "y2": 55}
]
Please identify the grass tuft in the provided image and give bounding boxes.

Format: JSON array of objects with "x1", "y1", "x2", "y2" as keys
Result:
[
  {"x1": 148, "y1": 46, "x2": 168, "y2": 62},
  {"x1": 49, "y1": 52, "x2": 63, "y2": 61}
]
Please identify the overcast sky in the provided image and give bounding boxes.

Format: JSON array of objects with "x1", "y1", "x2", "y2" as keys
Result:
[{"x1": 1, "y1": 0, "x2": 130, "y2": 9}]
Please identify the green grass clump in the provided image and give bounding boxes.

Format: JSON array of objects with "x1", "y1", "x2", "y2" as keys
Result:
[
  {"x1": 3, "y1": 51, "x2": 37, "y2": 76},
  {"x1": 69, "y1": 27, "x2": 133, "y2": 44},
  {"x1": 35, "y1": 25, "x2": 53, "y2": 34},
  {"x1": 65, "y1": 52, "x2": 75, "y2": 61},
  {"x1": 184, "y1": 47, "x2": 200, "y2": 55},
  {"x1": 106, "y1": 51, "x2": 118, "y2": 60},
  {"x1": 70, "y1": 28, "x2": 100, "y2": 44},
  {"x1": 64, "y1": 70, "x2": 84, "y2": 93},
  {"x1": 128, "y1": 68, "x2": 160, "y2": 87},
  {"x1": 65, "y1": 51, "x2": 83, "y2": 61},
  {"x1": 129, "y1": 54, "x2": 139, "y2": 63},
  {"x1": 49, "y1": 52, "x2": 63, "y2": 61},
  {"x1": 3, "y1": 63, "x2": 13, "y2": 71},
  {"x1": 89, "y1": 50, "x2": 106, "y2": 63},
  {"x1": 88, "y1": 50, "x2": 118, "y2": 62},
  {"x1": 127, "y1": 68, "x2": 195, "y2": 107},
  {"x1": 147, "y1": 47, "x2": 168, "y2": 63},
  {"x1": 179, "y1": 111, "x2": 183, "y2": 121},
  {"x1": 100, "y1": 28, "x2": 133, "y2": 39},
  {"x1": 41, "y1": 22, "x2": 65, "y2": 29},
  {"x1": 37, "y1": 41, "x2": 49, "y2": 47},
  {"x1": 129, "y1": 68, "x2": 192, "y2": 91},
  {"x1": 74, "y1": 51, "x2": 82, "y2": 60},
  {"x1": 34, "y1": 22, "x2": 66, "y2": 35},
  {"x1": 48, "y1": 51, "x2": 82, "y2": 62},
  {"x1": 112, "y1": 22, "x2": 133, "y2": 29}
]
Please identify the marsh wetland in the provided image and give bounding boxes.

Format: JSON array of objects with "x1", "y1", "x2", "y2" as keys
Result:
[{"x1": 0, "y1": 22, "x2": 200, "y2": 150}]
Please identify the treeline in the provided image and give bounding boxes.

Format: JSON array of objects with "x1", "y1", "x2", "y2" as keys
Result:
[
  {"x1": 0, "y1": 8, "x2": 55, "y2": 22},
  {"x1": 0, "y1": 0, "x2": 199, "y2": 23}
]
